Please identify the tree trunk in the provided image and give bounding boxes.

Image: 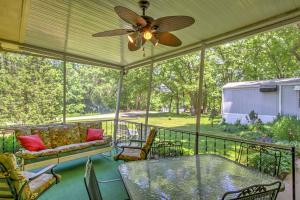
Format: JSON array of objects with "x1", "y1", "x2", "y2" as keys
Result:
[
  {"x1": 135, "y1": 96, "x2": 141, "y2": 110},
  {"x1": 189, "y1": 92, "x2": 197, "y2": 116},
  {"x1": 168, "y1": 97, "x2": 173, "y2": 113},
  {"x1": 176, "y1": 91, "x2": 179, "y2": 114},
  {"x1": 203, "y1": 87, "x2": 208, "y2": 113}
]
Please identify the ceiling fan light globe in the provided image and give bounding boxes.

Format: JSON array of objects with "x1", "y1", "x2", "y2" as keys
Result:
[
  {"x1": 143, "y1": 31, "x2": 152, "y2": 40},
  {"x1": 128, "y1": 35, "x2": 134, "y2": 43}
]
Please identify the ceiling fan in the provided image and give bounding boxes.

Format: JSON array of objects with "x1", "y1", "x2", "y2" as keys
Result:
[{"x1": 92, "y1": 0, "x2": 195, "y2": 51}]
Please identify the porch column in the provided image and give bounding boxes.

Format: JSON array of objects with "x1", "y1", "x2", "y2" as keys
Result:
[
  {"x1": 114, "y1": 68, "x2": 125, "y2": 145},
  {"x1": 144, "y1": 61, "x2": 154, "y2": 134},
  {"x1": 195, "y1": 46, "x2": 206, "y2": 154},
  {"x1": 62, "y1": 1, "x2": 71, "y2": 123},
  {"x1": 63, "y1": 58, "x2": 67, "y2": 123}
]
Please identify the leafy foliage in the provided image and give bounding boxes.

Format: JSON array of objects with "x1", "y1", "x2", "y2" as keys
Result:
[
  {"x1": 272, "y1": 116, "x2": 300, "y2": 142},
  {"x1": 249, "y1": 152, "x2": 291, "y2": 178}
]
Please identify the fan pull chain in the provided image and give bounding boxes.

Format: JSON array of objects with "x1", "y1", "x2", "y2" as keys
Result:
[{"x1": 143, "y1": 47, "x2": 146, "y2": 57}]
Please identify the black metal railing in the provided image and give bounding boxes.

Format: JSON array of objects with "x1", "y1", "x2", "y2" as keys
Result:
[
  {"x1": 116, "y1": 120, "x2": 295, "y2": 177},
  {"x1": 116, "y1": 120, "x2": 296, "y2": 200},
  {"x1": 0, "y1": 119, "x2": 296, "y2": 200}
]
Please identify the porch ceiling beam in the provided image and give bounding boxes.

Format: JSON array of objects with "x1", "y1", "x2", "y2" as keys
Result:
[
  {"x1": 124, "y1": 7, "x2": 300, "y2": 70},
  {"x1": 0, "y1": 38, "x2": 123, "y2": 70},
  {"x1": 19, "y1": 0, "x2": 30, "y2": 43}
]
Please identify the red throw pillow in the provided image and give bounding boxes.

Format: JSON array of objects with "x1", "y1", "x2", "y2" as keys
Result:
[
  {"x1": 17, "y1": 134, "x2": 46, "y2": 151},
  {"x1": 86, "y1": 128, "x2": 104, "y2": 142}
]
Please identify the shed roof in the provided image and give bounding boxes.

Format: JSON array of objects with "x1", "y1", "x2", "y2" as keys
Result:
[
  {"x1": 223, "y1": 78, "x2": 300, "y2": 89},
  {"x1": 1, "y1": 0, "x2": 300, "y2": 69}
]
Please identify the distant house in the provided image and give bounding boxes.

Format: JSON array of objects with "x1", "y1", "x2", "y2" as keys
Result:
[{"x1": 222, "y1": 78, "x2": 300, "y2": 124}]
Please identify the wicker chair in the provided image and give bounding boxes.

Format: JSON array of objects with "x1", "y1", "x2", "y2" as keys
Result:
[
  {"x1": 114, "y1": 128, "x2": 157, "y2": 161},
  {"x1": 0, "y1": 153, "x2": 60, "y2": 200},
  {"x1": 222, "y1": 181, "x2": 281, "y2": 200}
]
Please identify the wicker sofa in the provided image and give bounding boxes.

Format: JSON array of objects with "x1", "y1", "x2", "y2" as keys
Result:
[{"x1": 13, "y1": 121, "x2": 112, "y2": 170}]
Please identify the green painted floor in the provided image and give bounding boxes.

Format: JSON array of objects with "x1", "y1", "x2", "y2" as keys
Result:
[{"x1": 39, "y1": 156, "x2": 128, "y2": 200}]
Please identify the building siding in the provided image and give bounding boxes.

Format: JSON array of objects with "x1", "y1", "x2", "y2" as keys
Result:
[
  {"x1": 223, "y1": 88, "x2": 278, "y2": 115},
  {"x1": 281, "y1": 85, "x2": 300, "y2": 117}
]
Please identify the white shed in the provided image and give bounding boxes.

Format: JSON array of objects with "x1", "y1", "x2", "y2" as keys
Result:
[{"x1": 222, "y1": 78, "x2": 300, "y2": 124}]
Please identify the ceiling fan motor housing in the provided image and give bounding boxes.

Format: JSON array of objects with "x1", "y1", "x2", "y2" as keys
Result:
[{"x1": 139, "y1": 0, "x2": 150, "y2": 10}]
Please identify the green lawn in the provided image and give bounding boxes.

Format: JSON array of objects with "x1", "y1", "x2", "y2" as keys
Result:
[{"x1": 122, "y1": 113, "x2": 230, "y2": 136}]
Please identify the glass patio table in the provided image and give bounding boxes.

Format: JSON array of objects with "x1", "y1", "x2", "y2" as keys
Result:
[{"x1": 118, "y1": 154, "x2": 284, "y2": 200}]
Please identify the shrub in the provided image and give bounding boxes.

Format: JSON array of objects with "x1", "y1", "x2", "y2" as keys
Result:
[
  {"x1": 221, "y1": 121, "x2": 248, "y2": 133},
  {"x1": 249, "y1": 151, "x2": 291, "y2": 178},
  {"x1": 272, "y1": 116, "x2": 300, "y2": 142},
  {"x1": 209, "y1": 109, "x2": 218, "y2": 127},
  {"x1": 220, "y1": 118, "x2": 226, "y2": 125},
  {"x1": 246, "y1": 110, "x2": 258, "y2": 124},
  {"x1": 223, "y1": 125, "x2": 242, "y2": 133},
  {"x1": 234, "y1": 119, "x2": 242, "y2": 126},
  {"x1": 239, "y1": 131, "x2": 262, "y2": 140}
]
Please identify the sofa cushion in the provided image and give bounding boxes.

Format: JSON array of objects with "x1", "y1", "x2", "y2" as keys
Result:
[
  {"x1": 49, "y1": 124, "x2": 80, "y2": 148},
  {"x1": 17, "y1": 134, "x2": 46, "y2": 151},
  {"x1": 15, "y1": 149, "x2": 59, "y2": 160},
  {"x1": 54, "y1": 143, "x2": 92, "y2": 153},
  {"x1": 31, "y1": 127, "x2": 52, "y2": 148},
  {"x1": 114, "y1": 148, "x2": 142, "y2": 161},
  {"x1": 86, "y1": 138, "x2": 111, "y2": 146},
  {"x1": 27, "y1": 173, "x2": 60, "y2": 195},
  {"x1": 54, "y1": 138, "x2": 111, "y2": 154},
  {"x1": 86, "y1": 128, "x2": 104, "y2": 142},
  {"x1": 22, "y1": 171, "x2": 61, "y2": 197},
  {"x1": 78, "y1": 121, "x2": 102, "y2": 142}
]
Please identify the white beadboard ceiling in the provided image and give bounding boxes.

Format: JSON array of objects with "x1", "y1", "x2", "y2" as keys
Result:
[{"x1": 0, "y1": 0, "x2": 300, "y2": 69}]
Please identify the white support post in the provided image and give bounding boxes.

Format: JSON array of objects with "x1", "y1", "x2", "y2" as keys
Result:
[
  {"x1": 63, "y1": 58, "x2": 67, "y2": 123},
  {"x1": 62, "y1": 1, "x2": 71, "y2": 123},
  {"x1": 114, "y1": 68, "x2": 125, "y2": 145},
  {"x1": 195, "y1": 47, "x2": 206, "y2": 154},
  {"x1": 144, "y1": 61, "x2": 154, "y2": 134},
  {"x1": 278, "y1": 85, "x2": 282, "y2": 115}
]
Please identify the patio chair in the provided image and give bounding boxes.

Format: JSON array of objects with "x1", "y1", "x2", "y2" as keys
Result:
[
  {"x1": 84, "y1": 158, "x2": 128, "y2": 200},
  {"x1": 116, "y1": 123, "x2": 139, "y2": 145},
  {"x1": 0, "y1": 153, "x2": 60, "y2": 200},
  {"x1": 114, "y1": 128, "x2": 157, "y2": 161},
  {"x1": 221, "y1": 181, "x2": 281, "y2": 200}
]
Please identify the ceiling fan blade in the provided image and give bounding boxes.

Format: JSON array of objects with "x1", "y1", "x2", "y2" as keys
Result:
[
  {"x1": 92, "y1": 29, "x2": 133, "y2": 37},
  {"x1": 152, "y1": 16, "x2": 195, "y2": 32},
  {"x1": 157, "y1": 32, "x2": 182, "y2": 47},
  {"x1": 114, "y1": 6, "x2": 147, "y2": 27}
]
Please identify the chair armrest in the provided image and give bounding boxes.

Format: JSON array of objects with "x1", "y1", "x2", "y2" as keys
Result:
[
  {"x1": 129, "y1": 139, "x2": 146, "y2": 143},
  {"x1": 120, "y1": 146, "x2": 142, "y2": 150},
  {"x1": 28, "y1": 164, "x2": 56, "y2": 181}
]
